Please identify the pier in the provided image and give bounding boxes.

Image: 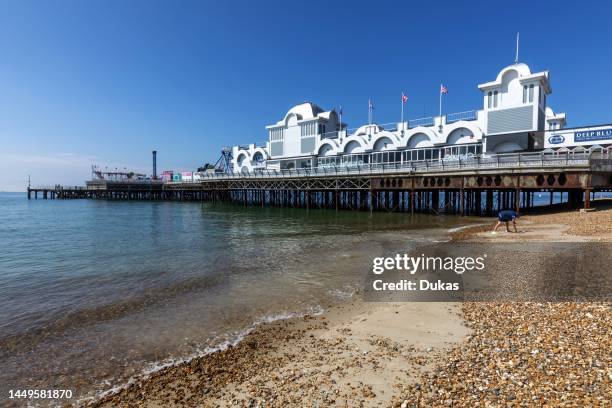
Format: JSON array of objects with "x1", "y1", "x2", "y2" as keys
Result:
[{"x1": 28, "y1": 151, "x2": 612, "y2": 215}]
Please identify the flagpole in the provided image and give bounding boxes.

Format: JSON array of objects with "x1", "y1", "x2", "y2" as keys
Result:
[
  {"x1": 339, "y1": 106, "x2": 342, "y2": 137},
  {"x1": 401, "y1": 96, "x2": 404, "y2": 124},
  {"x1": 439, "y1": 84, "x2": 442, "y2": 119}
]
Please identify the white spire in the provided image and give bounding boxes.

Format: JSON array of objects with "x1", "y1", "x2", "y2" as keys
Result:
[{"x1": 515, "y1": 32, "x2": 520, "y2": 63}]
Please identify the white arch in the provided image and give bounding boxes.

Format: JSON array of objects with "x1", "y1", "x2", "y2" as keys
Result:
[
  {"x1": 284, "y1": 112, "x2": 300, "y2": 127},
  {"x1": 316, "y1": 142, "x2": 336, "y2": 157},
  {"x1": 401, "y1": 127, "x2": 438, "y2": 148},
  {"x1": 314, "y1": 139, "x2": 340, "y2": 156},
  {"x1": 368, "y1": 131, "x2": 400, "y2": 151},
  {"x1": 252, "y1": 151, "x2": 264, "y2": 164},
  {"x1": 372, "y1": 137, "x2": 394, "y2": 151},
  {"x1": 339, "y1": 135, "x2": 367, "y2": 154},
  {"x1": 446, "y1": 127, "x2": 475, "y2": 145},
  {"x1": 443, "y1": 121, "x2": 483, "y2": 144},
  {"x1": 236, "y1": 151, "x2": 249, "y2": 166},
  {"x1": 344, "y1": 140, "x2": 363, "y2": 154},
  {"x1": 407, "y1": 133, "x2": 433, "y2": 148},
  {"x1": 251, "y1": 147, "x2": 269, "y2": 160},
  {"x1": 494, "y1": 63, "x2": 531, "y2": 83},
  {"x1": 501, "y1": 69, "x2": 519, "y2": 93}
]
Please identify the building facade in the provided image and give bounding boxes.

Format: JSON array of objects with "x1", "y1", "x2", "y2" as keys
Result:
[{"x1": 230, "y1": 62, "x2": 611, "y2": 174}]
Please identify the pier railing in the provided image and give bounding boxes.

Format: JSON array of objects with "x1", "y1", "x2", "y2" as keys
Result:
[
  {"x1": 33, "y1": 151, "x2": 607, "y2": 191},
  {"x1": 445, "y1": 110, "x2": 478, "y2": 124},
  {"x1": 181, "y1": 151, "x2": 606, "y2": 182},
  {"x1": 29, "y1": 185, "x2": 90, "y2": 190}
]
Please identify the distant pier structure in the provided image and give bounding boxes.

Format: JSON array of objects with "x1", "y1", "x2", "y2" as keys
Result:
[
  {"x1": 27, "y1": 60, "x2": 612, "y2": 214},
  {"x1": 27, "y1": 150, "x2": 612, "y2": 215}
]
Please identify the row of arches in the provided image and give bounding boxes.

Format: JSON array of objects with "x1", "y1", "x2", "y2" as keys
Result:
[
  {"x1": 234, "y1": 121, "x2": 483, "y2": 172},
  {"x1": 315, "y1": 124, "x2": 481, "y2": 157},
  {"x1": 236, "y1": 148, "x2": 266, "y2": 169}
]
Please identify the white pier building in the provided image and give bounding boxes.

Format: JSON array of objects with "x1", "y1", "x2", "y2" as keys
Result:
[{"x1": 231, "y1": 62, "x2": 611, "y2": 174}]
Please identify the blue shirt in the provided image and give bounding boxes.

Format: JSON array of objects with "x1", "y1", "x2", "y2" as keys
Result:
[{"x1": 498, "y1": 210, "x2": 517, "y2": 221}]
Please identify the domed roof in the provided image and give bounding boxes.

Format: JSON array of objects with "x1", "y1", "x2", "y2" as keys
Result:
[
  {"x1": 285, "y1": 102, "x2": 324, "y2": 121},
  {"x1": 495, "y1": 63, "x2": 532, "y2": 82},
  {"x1": 479, "y1": 62, "x2": 550, "y2": 93}
]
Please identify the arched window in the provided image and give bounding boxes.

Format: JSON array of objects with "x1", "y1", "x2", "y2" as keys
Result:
[
  {"x1": 529, "y1": 84, "x2": 534, "y2": 102},
  {"x1": 487, "y1": 91, "x2": 492, "y2": 108}
]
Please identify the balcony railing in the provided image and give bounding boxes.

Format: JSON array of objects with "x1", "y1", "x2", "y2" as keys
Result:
[
  {"x1": 320, "y1": 130, "x2": 340, "y2": 139},
  {"x1": 445, "y1": 110, "x2": 478, "y2": 124},
  {"x1": 185, "y1": 150, "x2": 608, "y2": 182},
  {"x1": 408, "y1": 117, "x2": 435, "y2": 128}
]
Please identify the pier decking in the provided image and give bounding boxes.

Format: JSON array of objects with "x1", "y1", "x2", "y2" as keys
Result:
[{"x1": 28, "y1": 151, "x2": 612, "y2": 215}]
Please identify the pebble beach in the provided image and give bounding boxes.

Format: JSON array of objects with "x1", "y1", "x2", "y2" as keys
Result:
[{"x1": 89, "y1": 206, "x2": 612, "y2": 407}]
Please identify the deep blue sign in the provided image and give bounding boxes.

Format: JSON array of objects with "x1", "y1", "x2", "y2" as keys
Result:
[
  {"x1": 548, "y1": 134, "x2": 565, "y2": 144},
  {"x1": 574, "y1": 127, "x2": 612, "y2": 143}
]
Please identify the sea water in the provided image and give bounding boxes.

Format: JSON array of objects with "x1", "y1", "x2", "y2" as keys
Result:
[{"x1": 0, "y1": 192, "x2": 473, "y2": 404}]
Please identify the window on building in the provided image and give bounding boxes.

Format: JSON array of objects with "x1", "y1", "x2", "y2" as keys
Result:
[
  {"x1": 523, "y1": 86, "x2": 527, "y2": 103},
  {"x1": 493, "y1": 91, "x2": 498, "y2": 108},
  {"x1": 529, "y1": 84, "x2": 534, "y2": 102},
  {"x1": 270, "y1": 128, "x2": 284, "y2": 142},
  {"x1": 487, "y1": 91, "x2": 492, "y2": 108}
]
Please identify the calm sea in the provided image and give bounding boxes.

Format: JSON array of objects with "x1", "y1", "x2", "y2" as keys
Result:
[{"x1": 0, "y1": 192, "x2": 473, "y2": 405}]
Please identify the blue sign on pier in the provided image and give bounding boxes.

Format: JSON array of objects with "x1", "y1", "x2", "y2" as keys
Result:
[{"x1": 574, "y1": 127, "x2": 612, "y2": 143}]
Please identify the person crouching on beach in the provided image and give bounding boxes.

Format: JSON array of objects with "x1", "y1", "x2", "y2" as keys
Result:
[{"x1": 493, "y1": 209, "x2": 518, "y2": 233}]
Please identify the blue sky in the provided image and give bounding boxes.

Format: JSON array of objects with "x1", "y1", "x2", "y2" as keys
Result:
[{"x1": 1, "y1": 0, "x2": 611, "y2": 191}]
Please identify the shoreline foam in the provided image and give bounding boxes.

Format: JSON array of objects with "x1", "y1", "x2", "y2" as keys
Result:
[{"x1": 84, "y1": 305, "x2": 327, "y2": 405}]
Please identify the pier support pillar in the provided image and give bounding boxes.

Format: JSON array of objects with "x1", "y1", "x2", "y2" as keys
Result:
[
  {"x1": 432, "y1": 190, "x2": 439, "y2": 213},
  {"x1": 515, "y1": 188, "x2": 521, "y2": 213},
  {"x1": 485, "y1": 190, "x2": 493, "y2": 215},
  {"x1": 335, "y1": 190, "x2": 339, "y2": 211},
  {"x1": 584, "y1": 189, "x2": 591, "y2": 209}
]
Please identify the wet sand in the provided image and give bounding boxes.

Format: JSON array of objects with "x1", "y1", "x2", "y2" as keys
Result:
[
  {"x1": 89, "y1": 206, "x2": 611, "y2": 407},
  {"x1": 90, "y1": 301, "x2": 468, "y2": 407}
]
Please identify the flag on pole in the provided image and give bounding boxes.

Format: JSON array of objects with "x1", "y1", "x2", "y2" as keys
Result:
[
  {"x1": 440, "y1": 84, "x2": 448, "y2": 94},
  {"x1": 400, "y1": 92, "x2": 407, "y2": 125},
  {"x1": 368, "y1": 99, "x2": 374, "y2": 110}
]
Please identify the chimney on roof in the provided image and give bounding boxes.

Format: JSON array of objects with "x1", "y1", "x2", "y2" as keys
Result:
[{"x1": 152, "y1": 150, "x2": 157, "y2": 179}]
